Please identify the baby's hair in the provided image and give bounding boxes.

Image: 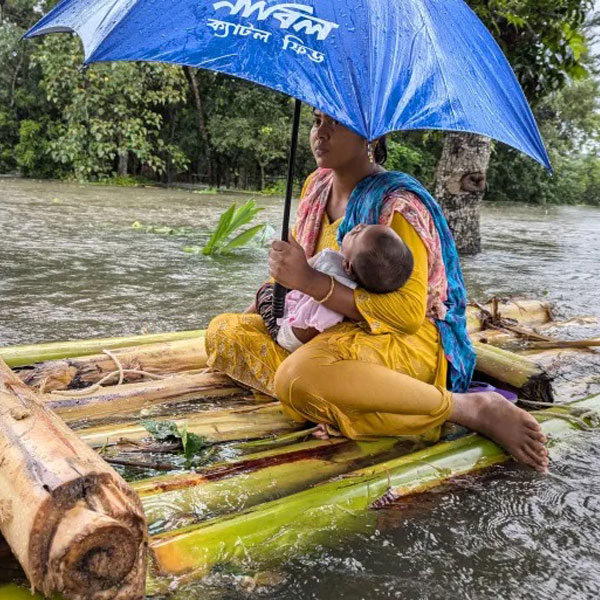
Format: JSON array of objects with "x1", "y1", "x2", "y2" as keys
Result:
[{"x1": 352, "y1": 230, "x2": 414, "y2": 293}]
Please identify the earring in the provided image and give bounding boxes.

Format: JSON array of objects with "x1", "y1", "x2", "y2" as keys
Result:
[{"x1": 367, "y1": 142, "x2": 375, "y2": 164}]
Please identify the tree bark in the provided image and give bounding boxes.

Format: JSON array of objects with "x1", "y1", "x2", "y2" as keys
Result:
[
  {"x1": 183, "y1": 66, "x2": 213, "y2": 183},
  {"x1": 434, "y1": 133, "x2": 492, "y2": 255},
  {"x1": 117, "y1": 151, "x2": 128, "y2": 177},
  {"x1": 258, "y1": 161, "x2": 266, "y2": 191},
  {"x1": 0, "y1": 359, "x2": 147, "y2": 599}
]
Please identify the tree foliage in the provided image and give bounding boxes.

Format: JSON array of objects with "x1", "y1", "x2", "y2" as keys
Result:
[
  {"x1": 471, "y1": 0, "x2": 593, "y2": 97},
  {"x1": 34, "y1": 34, "x2": 189, "y2": 180},
  {"x1": 0, "y1": 0, "x2": 598, "y2": 203},
  {"x1": 487, "y1": 76, "x2": 600, "y2": 205}
]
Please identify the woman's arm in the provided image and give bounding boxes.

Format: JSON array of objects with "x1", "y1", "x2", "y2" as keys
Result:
[
  {"x1": 298, "y1": 269, "x2": 363, "y2": 321},
  {"x1": 269, "y1": 236, "x2": 363, "y2": 321},
  {"x1": 269, "y1": 212, "x2": 429, "y2": 332}
]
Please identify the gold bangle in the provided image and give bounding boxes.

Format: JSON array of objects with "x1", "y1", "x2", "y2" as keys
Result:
[{"x1": 316, "y1": 275, "x2": 335, "y2": 304}]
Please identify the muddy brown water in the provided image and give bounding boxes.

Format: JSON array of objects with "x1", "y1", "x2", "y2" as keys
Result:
[{"x1": 1, "y1": 177, "x2": 600, "y2": 599}]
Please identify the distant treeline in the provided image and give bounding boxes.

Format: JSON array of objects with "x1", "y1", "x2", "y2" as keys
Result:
[{"x1": 1, "y1": 0, "x2": 600, "y2": 205}]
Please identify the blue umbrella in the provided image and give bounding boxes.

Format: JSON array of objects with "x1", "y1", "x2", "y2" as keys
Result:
[{"x1": 24, "y1": 0, "x2": 552, "y2": 312}]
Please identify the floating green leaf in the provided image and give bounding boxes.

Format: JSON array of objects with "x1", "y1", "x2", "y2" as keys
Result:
[
  {"x1": 203, "y1": 203, "x2": 236, "y2": 255},
  {"x1": 180, "y1": 422, "x2": 209, "y2": 464},
  {"x1": 182, "y1": 246, "x2": 203, "y2": 255},
  {"x1": 141, "y1": 419, "x2": 180, "y2": 441},
  {"x1": 142, "y1": 419, "x2": 209, "y2": 466},
  {"x1": 131, "y1": 222, "x2": 196, "y2": 236},
  {"x1": 220, "y1": 224, "x2": 266, "y2": 254}
]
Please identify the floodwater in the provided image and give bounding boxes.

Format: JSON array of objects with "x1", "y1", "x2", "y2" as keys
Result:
[{"x1": 1, "y1": 177, "x2": 600, "y2": 599}]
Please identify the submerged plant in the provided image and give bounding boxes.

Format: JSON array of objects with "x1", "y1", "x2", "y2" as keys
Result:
[
  {"x1": 141, "y1": 419, "x2": 210, "y2": 467},
  {"x1": 192, "y1": 187, "x2": 220, "y2": 195},
  {"x1": 189, "y1": 199, "x2": 266, "y2": 256},
  {"x1": 131, "y1": 221, "x2": 195, "y2": 236}
]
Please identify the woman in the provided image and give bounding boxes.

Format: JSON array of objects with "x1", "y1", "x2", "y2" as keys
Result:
[{"x1": 206, "y1": 110, "x2": 549, "y2": 473}]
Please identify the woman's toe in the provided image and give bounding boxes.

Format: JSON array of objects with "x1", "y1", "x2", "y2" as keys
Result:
[
  {"x1": 514, "y1": 447, "x2": 540, "y2": 471},
  {"x1": 525, "y1": 425, "x2": 547, "y2": 442},
  {"x1": 523, "y1": 416, "x2": 543, "y2": 431},
  {"x1": 526, "y1": 439, "x2": 546, "y2": 455},
  {"x1": 522, "y1": 444, "x2": 548, "y2": 472}
]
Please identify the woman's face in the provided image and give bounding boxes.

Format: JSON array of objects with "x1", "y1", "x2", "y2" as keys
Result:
[{"x1": 310, "y1": 110, "x2": 368, "y2": 170}]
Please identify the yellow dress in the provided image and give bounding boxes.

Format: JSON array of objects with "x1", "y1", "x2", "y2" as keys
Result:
[{"x1": 205, "y1": 203, "x2": 453, "y2": 440}]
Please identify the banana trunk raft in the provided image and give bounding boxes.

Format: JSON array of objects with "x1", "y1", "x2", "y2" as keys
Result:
[{"x1": 0, "y1": 299, "x2": 598, "y2": 599}]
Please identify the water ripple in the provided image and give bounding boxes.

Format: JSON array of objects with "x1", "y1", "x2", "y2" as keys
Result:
[{"x1": 2, "y1": 180, "x2": 600, "y2": 599}]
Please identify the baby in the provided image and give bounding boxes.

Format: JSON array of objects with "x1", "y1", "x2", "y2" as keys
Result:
[{"x1": 257, "y1": 224, "x2": 414, "y2": 352}]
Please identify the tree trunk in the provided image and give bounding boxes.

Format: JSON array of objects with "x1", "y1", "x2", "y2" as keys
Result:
[
  {"x1": 45, "y1": 372, "x2": 239, "y2": 425},
  {"x1": 117, "y1": 151, "x2": 128, "y2": 177},
  {"x1": 215, "y1": 156, "x2": 222, "y2": 188},
  {"x1": 9, "y1": 52, "x2": 23, "y2": 109},
  {"x1": 0, "y1": 359, "x2": 147, "y2": 599},
  {"x1": 166, "y1": 105, "x2": 177, "y2": 185},
  {"x1": 183, "y1": 66, "x2": 213, "y2": 183},
  {"x1": 434, "y1": 133, "x2": 492, "y2": 255}
]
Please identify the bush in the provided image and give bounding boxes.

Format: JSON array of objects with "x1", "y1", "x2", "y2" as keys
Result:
[
  {"x1": 15, "y1": 119, "x2": 59, "y2": 178},
  {"x1": 385, "y1": 134, "x2": 439, "y2": 186},
  {"x1": 0, "y1": 110, "x2": 18, "y2": 173}
]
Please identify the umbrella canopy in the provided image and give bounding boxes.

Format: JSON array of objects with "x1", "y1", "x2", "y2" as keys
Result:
[{"x1": 25, "y1": 0, "x2": 551, "y2": 171}]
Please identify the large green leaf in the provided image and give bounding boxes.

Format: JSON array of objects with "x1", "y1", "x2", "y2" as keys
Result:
[
  {"x1": 202, "y1": 203, "x2": 236, "y2": 255},
  {"x1": 219, "y1": 224, "x2": 267, "y2": 254},
  {"x1": 202, "y1": 199, "x2": 266, "y2": 255},
  {"x1": 227, "y1": 199, "x2": 263, "y2": 235}
]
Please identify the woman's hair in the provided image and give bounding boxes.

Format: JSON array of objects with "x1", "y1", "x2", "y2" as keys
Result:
[
  {"x1": 311, "y1": 108, "x2": 387, "y2": 165},
  {"x1": 374, "y1": 136, "x2": 387, "y2": 165}
]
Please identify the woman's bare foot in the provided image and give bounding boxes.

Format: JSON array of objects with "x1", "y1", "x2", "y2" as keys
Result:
[
  {"x1": 312, "y1": 423, "x2": 343, "y2": 440},
  {"x1": 312, "y1": 424, "x2": 330, "y2": 440},
  {"x1": 450, "y1": 392, "x2": 549, "y2": 473}
]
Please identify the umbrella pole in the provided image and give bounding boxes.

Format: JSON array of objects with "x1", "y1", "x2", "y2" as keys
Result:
[{"x1": 273, "y1": 99, "x2": 302, "y2": 319}]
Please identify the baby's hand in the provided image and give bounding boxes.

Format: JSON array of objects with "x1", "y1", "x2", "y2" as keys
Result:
[{"x1": 244, "y1": 300, "x2": 257, "y2": 314}]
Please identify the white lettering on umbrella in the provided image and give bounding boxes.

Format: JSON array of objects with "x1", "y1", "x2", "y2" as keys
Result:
[
  {"x1": 282, "y1": 34, "x2": 324, "y2": 62},
  {"x1": 207, "y1": 19, "x2": 272, "y2": 41},
  {"x1": 213, "y1": 0, "x2": 339, "y2": 40}
]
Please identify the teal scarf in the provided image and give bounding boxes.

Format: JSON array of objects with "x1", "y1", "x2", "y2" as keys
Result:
[{"x1": 337, "y1": 171, "x2": 475, "y2": 392}]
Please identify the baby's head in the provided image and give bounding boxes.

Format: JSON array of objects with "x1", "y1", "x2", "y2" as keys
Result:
[{"x1": 341, "y1": 224, "x2": 414, "y2": 293}]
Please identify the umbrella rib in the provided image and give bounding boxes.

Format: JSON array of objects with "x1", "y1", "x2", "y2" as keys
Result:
[
  {"x1": 414, "y1": 0, "x2": 463, "y2": 128},
  {"x1": 364, "y1": 0, "x2": 374, "y2": 139},
  {"x1": 86, "y1": 0, "x2": 145, "y2": 63}
]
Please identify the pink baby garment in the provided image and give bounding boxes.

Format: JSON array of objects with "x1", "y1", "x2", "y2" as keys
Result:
[{"x1": 276, "y1": 249, "x2": 357, "y2": 352}]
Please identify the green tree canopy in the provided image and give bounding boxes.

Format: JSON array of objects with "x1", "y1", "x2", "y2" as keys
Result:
[{"x1": 0, "y1": 0, "x2": 598, "y2": 202}]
